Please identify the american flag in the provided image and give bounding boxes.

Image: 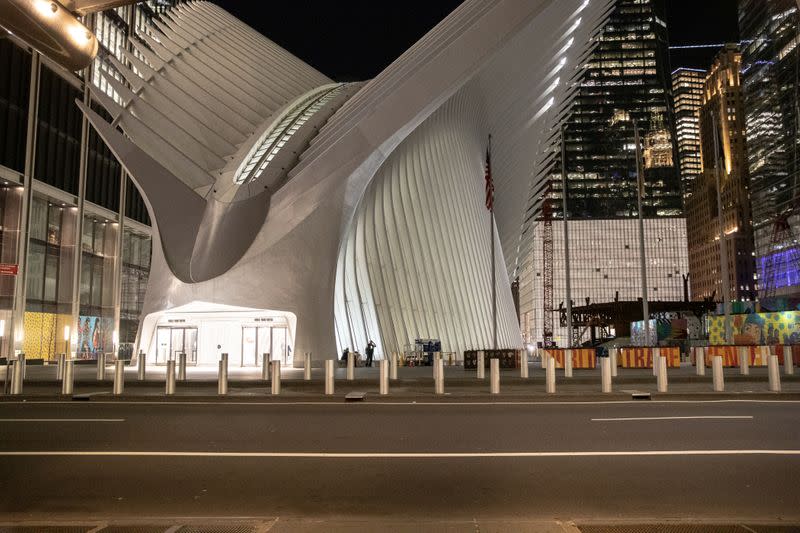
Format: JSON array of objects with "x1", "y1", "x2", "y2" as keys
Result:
[{"x1": 484, "y1": 138, "x2": 494, "y2": 211}]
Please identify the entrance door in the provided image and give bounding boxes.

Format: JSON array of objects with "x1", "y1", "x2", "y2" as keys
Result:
[
  {"x1": 271, "y1": 326, "x2": 288, "y2": 365},
  {"x1": 241, "y1": 326, "x2": 270, "y2": 367},
  {"x1": 155, "y1": 326, "x2": 198, "y2": 365}
]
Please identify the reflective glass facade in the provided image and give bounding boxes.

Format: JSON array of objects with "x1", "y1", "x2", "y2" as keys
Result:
[
  {"x1": 739, "y1": 0, "x2": 800, "y2": 299},
  {"x1": 672, "y1": 68, "x2": 705, "y2": 201}
]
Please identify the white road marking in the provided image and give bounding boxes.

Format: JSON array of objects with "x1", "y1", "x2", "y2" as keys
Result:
[
  {"x1": 4, "y1": 399, "x2": 799, "y2": 406},
  {"x1": 0, "y1": 418, "x2": 124, "y2": 422},
  {"x1": 0, "y1": 449, "x2": 797, "y2": 458},
  {"x1": 591, "y1": 416, "x2": 754, "y2": 422}
]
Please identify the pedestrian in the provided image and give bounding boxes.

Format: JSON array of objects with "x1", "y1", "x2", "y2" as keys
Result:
[
  {"x1": 365, "y1": 340, "x2": 376, "y2": 367},
  {"x1": 341, "y1": 347, "x2": 349, "y2": 366}
]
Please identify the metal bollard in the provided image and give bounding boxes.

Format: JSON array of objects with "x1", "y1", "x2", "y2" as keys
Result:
[
  {"x1": 436, "y1": 357, "x2": 444, "y2": 395},
  {"x1": 304, "y1": 352, "x2": 312, "y2": 381},
  {"x1": 785, "y1": 345, "x2": 794, "y2": 376},
  {"x1": 712, "y1": 355, "x2": 724, "y2": 392},
  {"x1": 138, "y1": 351, "x2": 146, "y2": 381},
  {"x1": 271, "y1": 361, "x2": 281, "y2": 395},
  {"x1": 347, "y1": 352, "x2": 355, "y2": 381},
  {"x1": 10, "y1": 355, "x2": 24, "y2": 395},
  {"x1": 178, "y1": 352, "x2": 187, "y2": 381},
  {"x1": 218, "y1": 353, "x2": 228, "y2": 395},
  {"x1": 657, "y1": 356, "x2": 668, "y2": 393},
  {"x1": 166, "y1": 359, "x2": 176, "y2": 395},
  {"x1": 738, "y1": 346, "x2": 749, "y2": 375},
  {"x1": 390, "y1": 351, "x2": 398, "y2": 380},
  {"x1": 541, "y1": 350, "x2": 547, "y2": 369},
  {"x1": 520, "y1": 351, "x2": 529, "y2": 379},
  {"x1": 652, "y1": 347, "x2": 660, "y2": 376},
  {"x1": 477, "y1": 351, "x2": 485, "y2": 379},
  {"x1": 490, "y1": 358, "x2": 500, "y2": 394},
  {"x1": 610, "y1": 348, "x2": 618, "y2": 377},
  {"x1": 262, "y1": 353, "x2": 270, "y2": 380},
  {"x1": 96, "y1": 352, "x2": 105, "y2": 381},
  {"x1": 546, "y1": 355, "x2": 556, "y2": 394},
  {"x1": 325, "y1": 359, "x2": 335, "y2": 395},
  {"x1": 113, "y1": 360, "x2": 125, "y2": 395},
  {"x1": 61, "y1": 358, "x2": 74, "y2": 395},
  {"x1": 564, "y1": 349, "x2": 573, "y2": 378},
  {"x1": 433, "y1": 352, "x2": 440, "y2": 379},
  {"x1": 57, "y1": 353, "x2": 66, "y2": 380},
  {"x1": 380, "y1": 358, "x2": 389, "y2": 395},
  {"x1": 768, "y1": 354, "x2": 781, "y2": 392},
  {"x1": 601, "y1": 355, "x2": 612, "y2": 393},
  {"x1": 696, "y1": 347, "x2": 706, "y2": 376}
]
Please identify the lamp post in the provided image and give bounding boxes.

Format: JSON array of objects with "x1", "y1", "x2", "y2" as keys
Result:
[{"x1": 63, "y1": 325, "x2": 70, "y2": 358}]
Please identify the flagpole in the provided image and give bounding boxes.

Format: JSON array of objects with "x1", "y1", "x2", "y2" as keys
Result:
[{"x1": 489, "y1": 135, "x2": 497, "y2": 350}]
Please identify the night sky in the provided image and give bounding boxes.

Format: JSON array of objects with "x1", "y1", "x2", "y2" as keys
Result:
[{"x1": 210, "y1": 0, "x2": 740, "y2": 80}]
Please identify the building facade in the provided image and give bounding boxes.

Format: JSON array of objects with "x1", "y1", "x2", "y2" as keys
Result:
[
  {"x1": 685, "y1": 44, "x2": 756, "y2": 303},
  {"x1": 738, "y1": 0, "x2": 800, "y2": 301},
  {"x1": 0, "y1": 3, "x2": 161, "y2": 362},
  {"x1": 672, "y1": 68, "x2": 705, "y2": 201},
  {"x1": 517, "y1": 0, "x2": 688, "y2": 347}
]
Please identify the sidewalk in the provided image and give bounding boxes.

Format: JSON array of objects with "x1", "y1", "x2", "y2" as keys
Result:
[{"x1": 3, "y1": 362, "x2": 799, "y2": 400}]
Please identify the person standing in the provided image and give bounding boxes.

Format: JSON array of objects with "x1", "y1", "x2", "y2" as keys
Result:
[{"x1": 365, "y1": 340, "x2": 376, "y2": 367}]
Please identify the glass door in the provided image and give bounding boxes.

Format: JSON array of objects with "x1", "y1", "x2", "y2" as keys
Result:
[
  {"x1": 241, "y1": 326, "x2": 258, "y2": 367},
  {"x1": 156, "y1": 327, "x2": 171, "y2": 364},
  {"x1": 156, "y1": 326, "x2": 198, "y2": 365},
  {"x1": 271, "y1": 327, "x2": 287, "y2": 365}
]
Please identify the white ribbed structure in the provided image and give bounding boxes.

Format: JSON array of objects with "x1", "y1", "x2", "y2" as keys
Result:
[{"x1": 81, "y1": 0, "x2": 614, "y2": 365}]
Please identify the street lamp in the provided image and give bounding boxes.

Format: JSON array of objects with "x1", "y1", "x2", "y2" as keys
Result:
[{"x1": 63, "y1": 325, "x2": 70, "y2": 358}]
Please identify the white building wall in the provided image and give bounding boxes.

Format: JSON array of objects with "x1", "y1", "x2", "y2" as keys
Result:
[{"x1": 521, "y1": 217, "x2": 689, "y2": 346}]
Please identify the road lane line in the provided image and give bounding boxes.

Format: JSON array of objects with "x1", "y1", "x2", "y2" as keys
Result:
[
  {"x1": 0, "y1": 450, "x2": 797, "y2": 458},
  {"x1": 591, "y1": 416, "x2": 754, "y2": 421},
  {"x1": 4, "y1": 399, "x2": 799, "y2": 406},
  {"x1": 0, "y1": 419, "x2": 124, "y2": 422}
]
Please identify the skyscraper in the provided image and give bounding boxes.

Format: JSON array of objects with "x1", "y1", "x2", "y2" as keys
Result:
[
  {"x1": 685, "y1": 45, "x2": 755, "y2": 303},
  {"x1": 739, "y1": 0, "x2": 800, "y2": 302},
  {"x1": 672, "y1": 68, "x2": 706, "y2": 201},
  {"x1": 518, "y1": 0, "x2": 689, "y2": 347}
]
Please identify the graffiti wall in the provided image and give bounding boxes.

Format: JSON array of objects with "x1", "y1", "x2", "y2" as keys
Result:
[{"x1": 707, "y1": 311, "x2": 800, "y2": 345}]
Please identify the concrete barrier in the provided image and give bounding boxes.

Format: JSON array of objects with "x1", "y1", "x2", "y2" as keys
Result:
[
  {"x1": 138, "y1": 351, "x2": 146, "y2": 381},
  {"x1": 610, "y1": 348, "x2": 618, "y2": 377},
  {"x1": 96, "y1": 352, "x2": 105, "y2": 381},
  {"x1": 61, "y1": 359, "x2": 74, "y2": 395},
  {"x1": 262, "y1": 353, "x2": 270, "y2": 380},
  {"x1": 785, "y1": 345, "x2": 795, "y2": 376},
  {"x1": 10, "y1": 355, "x2": 24, "y2": 395},
  {"x1": 325, "y1": 359, "x2": 334, "y2": 395},
  {"x1": 380, "y1": 359, "x2": 389, "y2": 395},
  {"x1": 271, "y1": 361, "x2": 281, "y2": 395},
  {"x1": 768, "y1": 355, "x2": 781, "y2": 392},
  {"x1": 347, "y1": 352, "x2": 355, "y2": 381},
  {"x1": 57, "y1": 353, "x2": 65, "y2": 380},
  {"x1": 166, "y1": 359, "x2": 176, "y2": 395},
  {"x1": 657, "y1": 356, "x2": 667, "y2": 392},
  {"x1": 738, "y1": 346, "x2": 749, "y2": 375},
  {"x1": 546, "y1": 355, "x2": 556, "y2": 394},
  {"x1": 218, "y1": 353, "x2": 228, "y2": 395},
  {"x1": 113, "y1": 360, "x2": 125, "y2": 395},
  {"x1": 178, "y1": 352, "x2": 187, "y2": 381},
  {"x1": 712, "y1": 355, "x2": 724, "y2": 392},
  {"x1": 601, "y1": 355, "x2": 612, "y2": 393},
  {"x1": 564, "y1": 349, "x2": 573, "y2": 378},
  {"x1": 490, "y1": 358, "x2": 500, "y2": 394},
  {"x1": 390, "y1": 352, "x2": 398, "y2": 380},
  {"x1": 520, "y1": 350, "x2": 529, "y2": 378},
  {"x1": 696, "y1": 347, "x2": 705, "y2": 376}
]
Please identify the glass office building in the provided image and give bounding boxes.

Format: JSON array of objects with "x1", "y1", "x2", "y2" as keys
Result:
[
  {"x1": 672, "y1": 68, "x2": 706, "y2": 202},
  {"x1": 0, "y1": 4, "x2": 162, "y2": 360},
  {"x1": 518, "y1": 0, "x2": 688, "y2": 347},
  {"x1": 738, "y1": 0, "x2": 800, "y2": 300}
]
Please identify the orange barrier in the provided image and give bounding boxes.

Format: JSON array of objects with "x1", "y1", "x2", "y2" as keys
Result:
[
  {"x1": 544, "y1": 348, "x2": 596, "y2": 369},
  {"x1": 618, "y1": 347, "x2": 680, "y2": 368},
  {"x1": 701, "y1": 345, "x2": 799, "y2": 367}
]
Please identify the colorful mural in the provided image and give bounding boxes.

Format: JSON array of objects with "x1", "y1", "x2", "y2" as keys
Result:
[
  {"x1": 707, "y1": 311, "x2": 800, "y2": 345},
  {"x1": 76, "y1": 315, "x2": 113, "y2": 360}
]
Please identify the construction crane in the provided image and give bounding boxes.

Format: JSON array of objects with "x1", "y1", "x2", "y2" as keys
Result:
[{"x1": 541, "y1": 182, "x2": 554, "y2": 348}]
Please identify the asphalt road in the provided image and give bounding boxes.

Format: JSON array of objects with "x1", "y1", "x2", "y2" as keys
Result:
[{"x1": 0, "y1": 399, "x2": 798, "y2": 524}]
